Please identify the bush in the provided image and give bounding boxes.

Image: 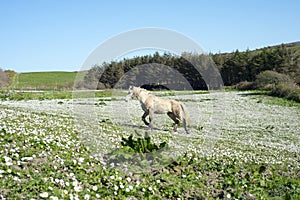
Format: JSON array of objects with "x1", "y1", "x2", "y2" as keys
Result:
[
  {"x1": 253, "y1": 70, "x2": 300, "y2": 103},
  {"x1": 0, "y1": 69, "x2": 11, "y2": 88},
  {"x1": 255, "y1": 70, "x2": 292, "y2": 90},
  {"x1": 234, "y1": 81, "x2": 256, "y2": 90},
  {"x1": 273, "y1": 82, "x2": 300, "y2": 102}
]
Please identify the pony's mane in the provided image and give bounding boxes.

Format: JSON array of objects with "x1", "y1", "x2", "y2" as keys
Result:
[
  {"x1": 133, "y1": 87, "x2": 150, "y2": 96},
  {"x1": 138, "y1": 87, "x2": 150, "y2": 93}
]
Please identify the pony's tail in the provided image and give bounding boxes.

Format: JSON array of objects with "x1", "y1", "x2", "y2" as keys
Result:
[{"x1": 180, "y1": 104, "x2": 191, "y2": 133}]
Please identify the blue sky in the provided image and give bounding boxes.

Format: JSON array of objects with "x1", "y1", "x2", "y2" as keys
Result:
[{"x1": 0, "y1": 0, "x2": 299, "y2": 72}]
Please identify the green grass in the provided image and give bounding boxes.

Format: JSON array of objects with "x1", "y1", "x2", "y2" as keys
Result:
[
  {"x1": 265, "y1": 96, "x2": 300, "y2": 108},
  {"x1": 0, "y1": 90, "x2": 73, "y2": 101},
  {"x1": 12, "y1": 71, "x2": 85, "y2": 90},
  {"x1": 0, "y1": 90, "x2": 115, "y2": 101}
]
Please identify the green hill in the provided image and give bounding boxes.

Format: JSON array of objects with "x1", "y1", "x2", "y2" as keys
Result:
[
  {"x1": 12, "y1": 71, "x2": 85, "y2": 90},
  {"x1": 214, "y1": 41, "x2": 300, "y2": 58}
]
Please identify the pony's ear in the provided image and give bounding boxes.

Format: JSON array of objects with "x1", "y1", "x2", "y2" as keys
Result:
[{"x1": 129, "y1": 85, "x2": 133, "y2": 90}]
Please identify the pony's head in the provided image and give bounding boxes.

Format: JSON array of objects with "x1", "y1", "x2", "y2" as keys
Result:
[
  {"x1": 125, "y1": 85, "x2": 137, "y2": 102},
  {"x1": 125, "y1": 86, "x2": 149, "y2": 101},
  {"x1": 125, "y1": 86, "x2": 149, "y2": 102}
]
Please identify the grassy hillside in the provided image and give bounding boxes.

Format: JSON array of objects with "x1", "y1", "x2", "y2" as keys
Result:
[
  {"x1": 214, "y1": 41, "x2": 300, "y2": 58},
  {"x1": 289, "y1": 43, "x2": 300, "y2": 54},
  {"x1": 259, "y1": 41, "x2": 300, "y2": 54},
  {"x1": 12, "y1": 71, "x2": 85, "y2": 90}
]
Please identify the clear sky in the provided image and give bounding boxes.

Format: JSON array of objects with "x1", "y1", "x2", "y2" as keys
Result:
[{"x1": 0, "y1": 0, "x2": 299, "y2": 72}]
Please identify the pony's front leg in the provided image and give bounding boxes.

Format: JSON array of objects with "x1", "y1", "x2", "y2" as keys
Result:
[
  {"x1": 167, "y1": 112, "x2": 179, "y2": 132},
  {"x1": 142, "y1": 111, "x2": 149, "y2": 126}
]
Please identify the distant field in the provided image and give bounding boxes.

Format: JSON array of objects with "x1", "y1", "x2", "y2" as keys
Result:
[{"x1": 12, "y1": 71, "x2": 86, "y2": 90}]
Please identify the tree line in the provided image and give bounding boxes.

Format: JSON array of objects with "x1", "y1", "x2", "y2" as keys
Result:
[
  {"x1": 80, "y1": 43, "x2": 299, "y2": 91},
  {"x1": 214, "y1": 44, "x2": 300, "y2": 86},
  {"x1": 81, "y1": 52, "x2": 211, "y2": 90}
]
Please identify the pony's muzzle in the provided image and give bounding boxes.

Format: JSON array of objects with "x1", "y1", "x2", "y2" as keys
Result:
[{"x1": 125, "y1": 95, "x2": 131, "y2": 102}]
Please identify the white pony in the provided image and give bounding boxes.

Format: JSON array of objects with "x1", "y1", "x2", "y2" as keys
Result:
[{"x1": 125, "y1": 86, "x2": 190, "y2": 133}]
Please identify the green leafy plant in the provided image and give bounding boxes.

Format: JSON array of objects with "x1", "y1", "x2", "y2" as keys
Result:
[{"x1": 121, "y1": 132, "x2": 167, "y2": 154}]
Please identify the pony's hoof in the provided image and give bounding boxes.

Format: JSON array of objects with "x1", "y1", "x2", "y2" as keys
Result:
[
  {"x1": 148, "y1": 125, "x2": 154, "y2": 130},
  {"x1": 143, "y1": 122, "x2": 149, "y2": 126}
]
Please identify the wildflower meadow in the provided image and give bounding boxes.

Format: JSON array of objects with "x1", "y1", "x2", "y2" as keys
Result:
[{"x1": 0, "y1": 90, "x2": 299, "y2": 199}]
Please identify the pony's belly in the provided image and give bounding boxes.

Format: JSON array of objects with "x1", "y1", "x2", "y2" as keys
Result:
[
  {"x1": 154, "y1": 110, "x2": 167, "y2": 114},
  {"x1": 153, "y1": 105, "x2": 169, "y2": 114}
]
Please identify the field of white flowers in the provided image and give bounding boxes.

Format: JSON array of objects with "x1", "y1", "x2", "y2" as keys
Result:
[{"x1": 0, "y1": 90, "x2": 299, "y2": 199}]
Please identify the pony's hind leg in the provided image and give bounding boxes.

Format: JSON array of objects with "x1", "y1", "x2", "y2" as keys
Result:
[
  {"x1": 183, "y1": 119, "x2": 189, "y2": 134},
  {"x1": 142, "y1": 111, "x2": 149, "y2": 126},
  {"x1": 148, "y1": 109, "x2": 154, "y2": 129},
  {"x1": 167, "y1": 112, "x2": 179, "y2": 132}
]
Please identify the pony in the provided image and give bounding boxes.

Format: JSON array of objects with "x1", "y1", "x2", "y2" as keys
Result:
[{"x1": 125, "y1": 86, "x2": 190, "y2": 133}]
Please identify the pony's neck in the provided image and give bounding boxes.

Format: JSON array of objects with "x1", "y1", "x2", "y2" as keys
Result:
[{"x1": 136, "y1": 90, "x2": 149, "y2": 103}]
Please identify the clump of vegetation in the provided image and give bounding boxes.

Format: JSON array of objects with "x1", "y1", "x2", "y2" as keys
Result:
[
  {"x1": 106, "y1": 132, "x2": 169, "y2": 171},
  {"x1": 234, "y1": 81, "x2": 256, "y2": 90},
  {"x1": 121, "y1": 132, "x2": 167, "y2": 154}
]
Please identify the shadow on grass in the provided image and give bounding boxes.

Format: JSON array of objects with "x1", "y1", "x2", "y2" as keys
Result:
[
  {"x1": 121, "y1": 123, "x2": 168, "y2": 132},
  {"x1": 237, "y1": 90, "x2": 270, "y2": 97}
]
